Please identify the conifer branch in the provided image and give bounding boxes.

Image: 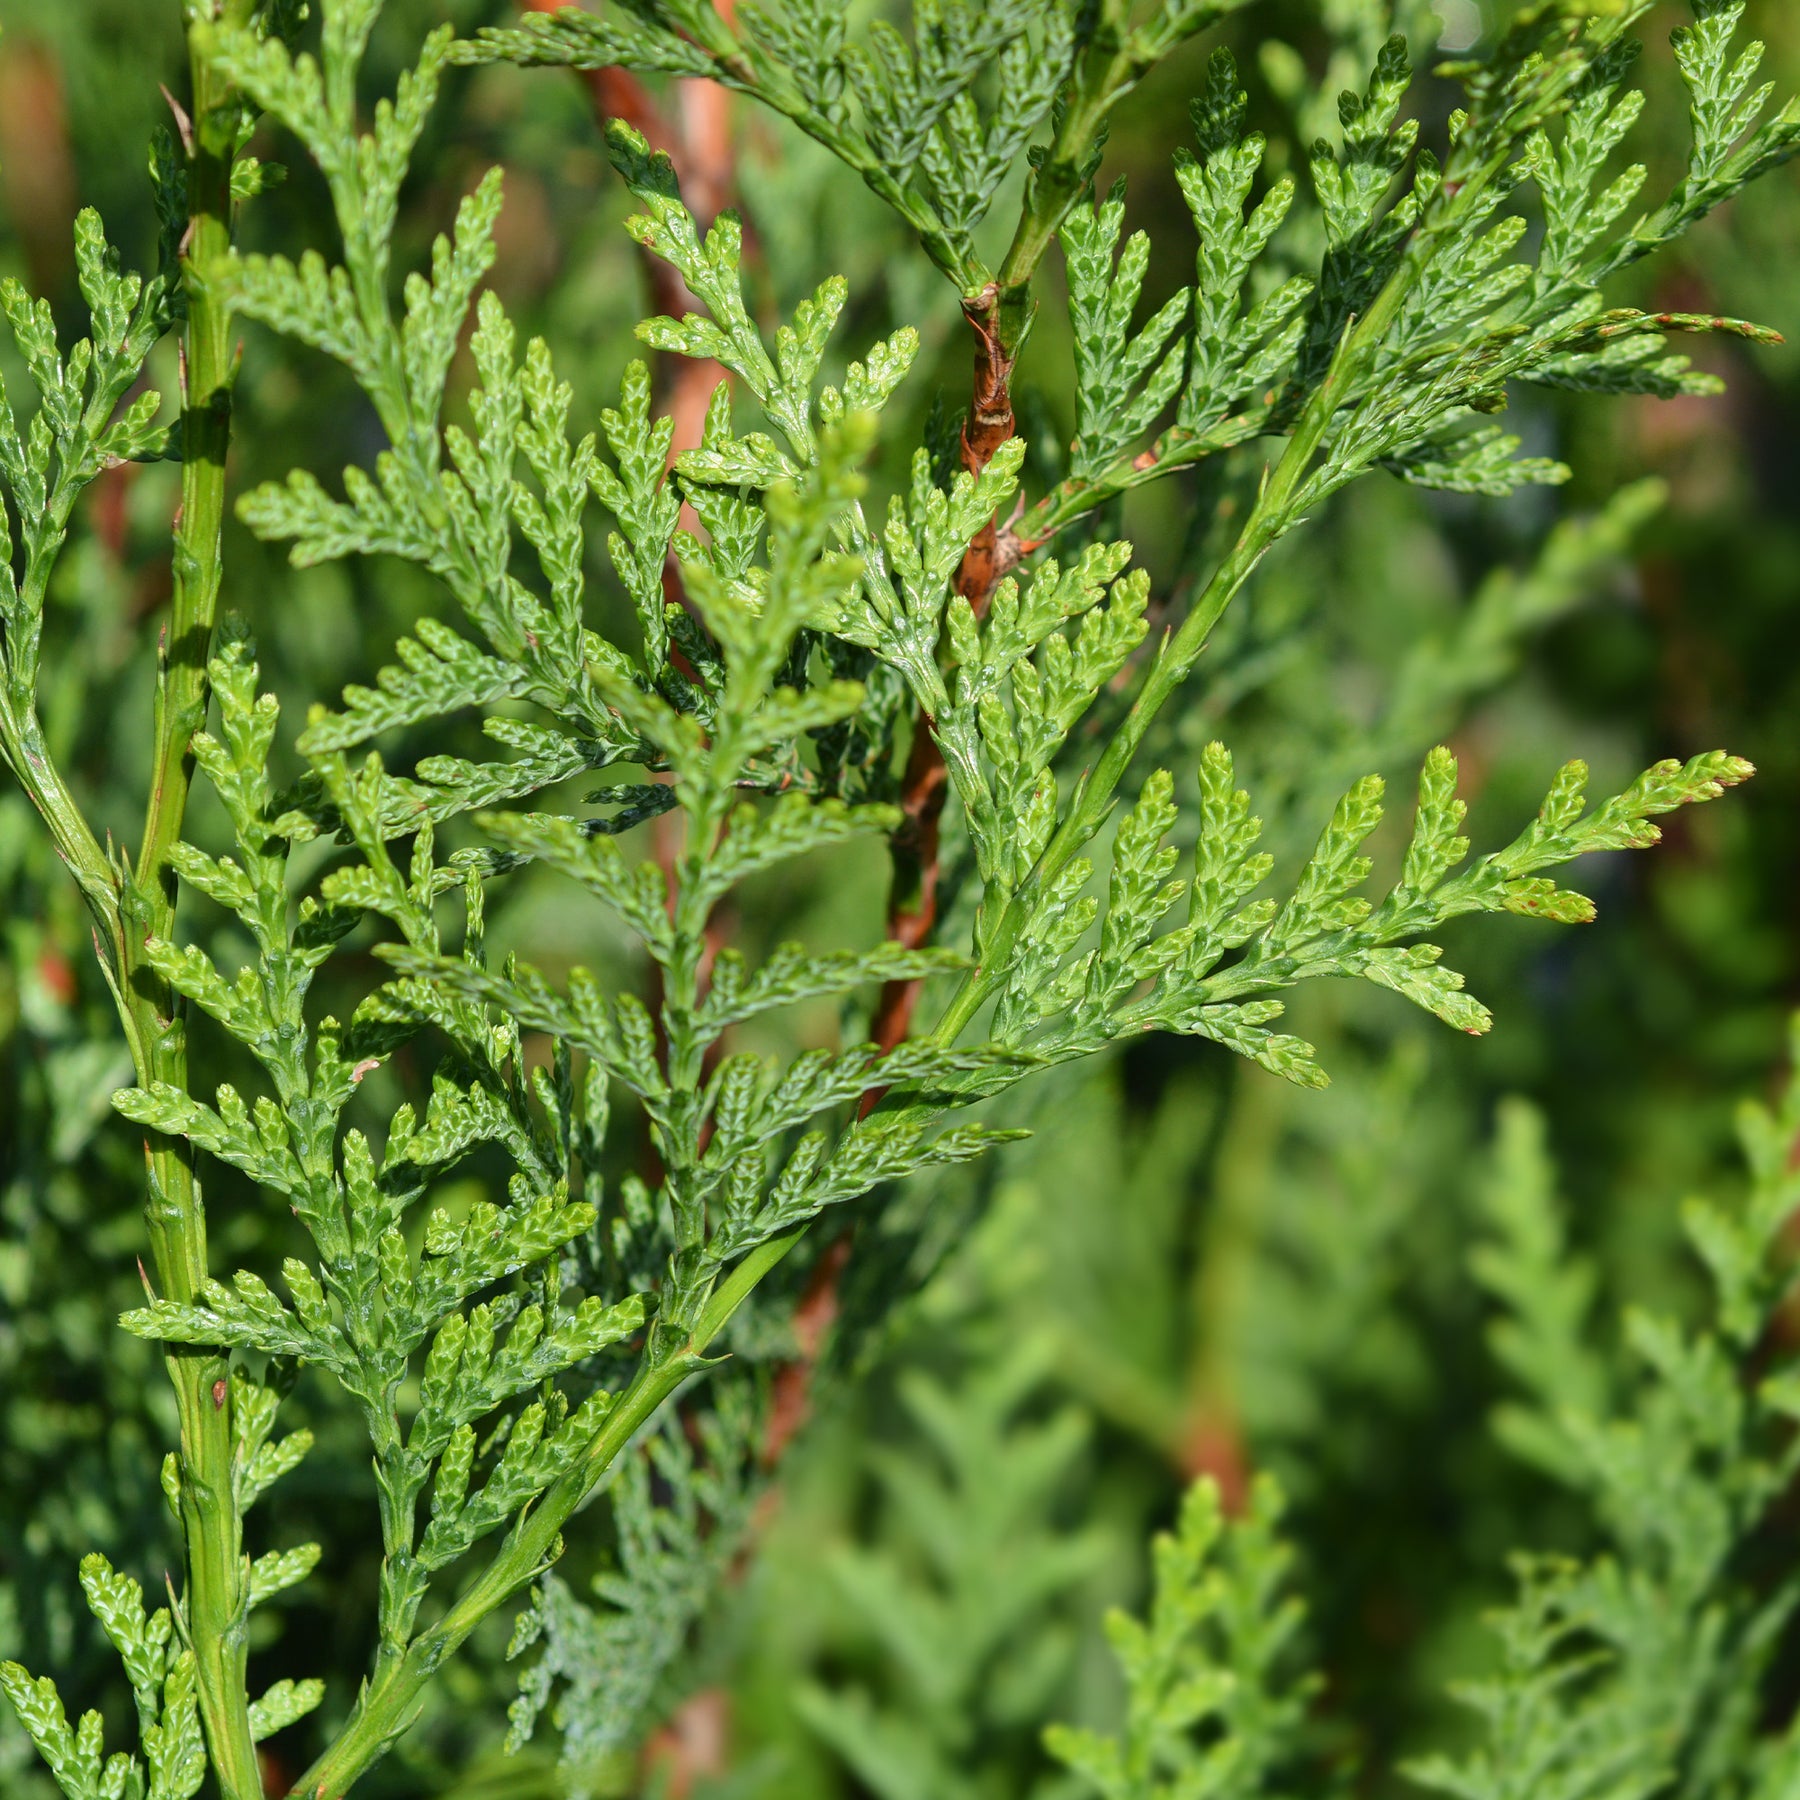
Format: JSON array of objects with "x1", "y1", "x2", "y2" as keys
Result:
[{"x1": 4, "y1": 7, "x2": 1797, "y2": 1798}]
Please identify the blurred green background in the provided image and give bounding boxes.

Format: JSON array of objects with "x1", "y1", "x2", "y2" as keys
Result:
[{"x1": 1, "y1": 2, "x2": 1796, "y2": 1795}]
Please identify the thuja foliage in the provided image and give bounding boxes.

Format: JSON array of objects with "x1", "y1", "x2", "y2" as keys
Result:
[{"x1": 0, "y1": 1, "x2": 1796, "y2": 1796}]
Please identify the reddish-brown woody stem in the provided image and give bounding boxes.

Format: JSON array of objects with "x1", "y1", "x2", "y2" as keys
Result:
[
  {"x1": 950, "y1": 285, "x2": 1022, "y2": 603},
  {"x1": 762, "y1": 1233, "x2": 853, "y2": 1463},
  {"x1": 864, "y1": 287, "x2": 1025, "y2": 1070}
]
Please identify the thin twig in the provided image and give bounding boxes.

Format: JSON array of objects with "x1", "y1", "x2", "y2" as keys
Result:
[
  {"x1": 526, "y1": 26, "x2": 758, "y2": 1777},
  {"x1": 864, "y1": 286, "x2": 1023, "y2": 1070},
  {"x1": 528, "y1": 2, "x2": 742, "y2": 1163}
]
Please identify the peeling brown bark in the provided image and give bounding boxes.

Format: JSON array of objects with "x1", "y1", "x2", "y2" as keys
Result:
[
  {"x1": 864, "y1": 290, "x2": 1026, "y2": 1067},
  {"x1": 949, "y1": 286, "x2": 1021, "y2": 606}
]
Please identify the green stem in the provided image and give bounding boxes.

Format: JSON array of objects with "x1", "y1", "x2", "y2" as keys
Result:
[
  {"x1": 124, "y1": 9, "x2": 259, "y2": 1796},
  {"x1": 290, "y1": 1228, "x2": 806, "y2": 1799},
  {"x1": 986, "y1": 0, "x2": 1155, "y2": 349},
  {"x1": 0, "y1": 698, "x2": 127, "y2": 976}
]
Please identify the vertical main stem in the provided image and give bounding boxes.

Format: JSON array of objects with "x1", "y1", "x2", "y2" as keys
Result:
[
  {"x1": 128, "y1": 9, "x2": 259, "y2": 1796},
  {"x1": 868, "y1": 0, "x2": 1139, "y2": 1060},
  {"x1": 866, "y1": 285, "x2": 1027, "y2": 1065}
]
